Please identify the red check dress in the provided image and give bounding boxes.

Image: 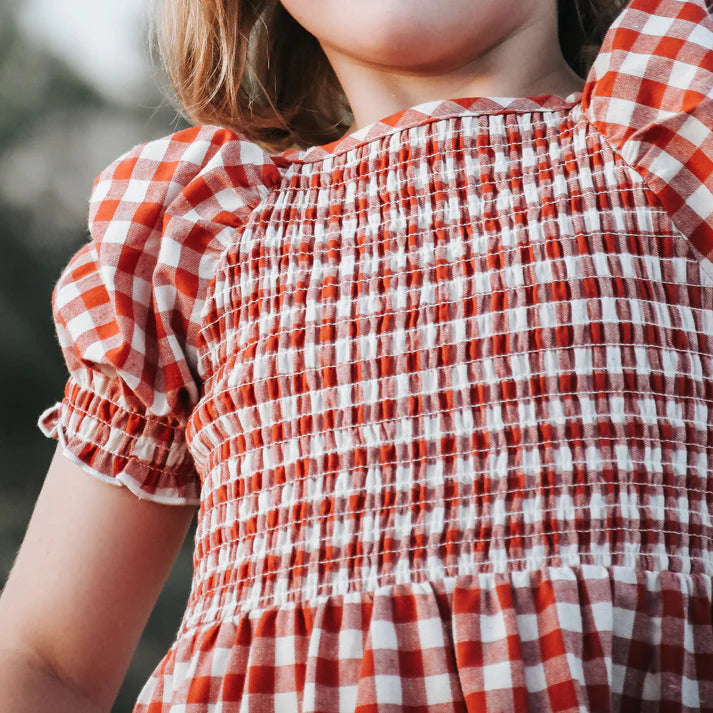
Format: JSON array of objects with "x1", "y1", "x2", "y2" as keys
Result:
[{"x1": 38, "y1": 0, "x2": 713, "y2": 710}]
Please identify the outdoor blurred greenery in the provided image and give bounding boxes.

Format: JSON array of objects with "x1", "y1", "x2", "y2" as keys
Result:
[{"x1": 0, "y1": 3, "x2": 197, "y2": 711}]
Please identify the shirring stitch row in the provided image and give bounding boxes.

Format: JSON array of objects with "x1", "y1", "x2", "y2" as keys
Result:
[
  {"x1": 186, "y1": 540, "x2": 711, "y2": 610},
  {"x1": 187, "y1": 561, "x2": 711, "y2": 623},
  {"x1": 196, "y1": 478, "x2": 713, "y2": 548},
  {"x1": 212, "y1": 126, "x2": 643, "y2": 217},
  {"x1": 63, "y1": 378, "x2": 188, "y2": 430},
  {"x1": 266, "y1": 144, "x2": 622, "y2": 208},
  {"x1": 191, "y1": 523, "x2": 707, "y2": 591},
  {"x1": 193, "y1": 554, "x2": 713, "y2": 597},
  {"x1": 194, "y1": 355, "x2": 671, "y2": 405},
  {"x1": 182, "y1": 574, "x2": 712, "y2": 630},
  {"x1": 290, "y1": 104, "x2": 582, "y2": 164},
  {"x1": 198, "y1": 248, "x2": 701, "y2": 347},
  {"x1": 57, "y1": 406, "x2": 196, "y2": 478},
  {"x1": 198, "y1": 469, "x2": 713, "y2": 511},
  {"x1": 252, "y1": 179, "x2": 651, "y2": 235},
  {"x1": 189, "y1": 420, "x2": 713, "y2": 481},
  {"x1": 59, "y1": 393, "x2": 186, "y2": 456},
  {"x1": 200, "y1": 275, "x2": 709, "y2": 363},
  {"x1": 201, "y1": 221, "x2": 688, "y2": 299},
  {"x1": 208, "y1": 190, "x2": 665, "y2": 286},
  {"x1": 196, "y1": 324, "x2": 713, "y2": 404},
  {"x1": 187, "y1": 385, "x2": 713, "y2": 460},
  {"x1": 176, "y1": 558, "x2": 713, "y2": 633},
  {"x1": 210, "y1": 186, "x2": 664, "y2": 287},
  {"x1": 212, "y1": 253, "x2": 697, "y2": 310},
  {"x1": 195, "y1": 492, "x2": 711, "y2": 564},
  {"x1": 196, "y1": 286, "x2": 711, "y2": 374},
  {"x1": 189, "y1": 405, "x2": 713, "y2": 481},
  {"x1": 280, "y1": 147, "x2": 588, "y2": 189},
  {"x1": 195, "y1": 507, "x2": 711, "y2": 570},
  {"x1": 197, "y1": 477, "x2": 710, "y2": 527},
  {"x1": 197, "y1": 340, "x2": 713, "y2": 399},
  {"x1": 177, "y1": 569, "x2": 713, "y2": 634},
  {"x1": 58, "y1": 433, "x2": 192, "y2": 480},
  {"x1": 189, "y1": 368, "x2": 713, "y2": 427},
  {"x1": 189, "y1": 412, "x2": 713, "y2": 473}
]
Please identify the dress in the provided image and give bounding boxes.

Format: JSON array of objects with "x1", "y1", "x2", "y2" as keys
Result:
[{"x1": 36, "y1": 0, "x2": 713, "y2": 710}]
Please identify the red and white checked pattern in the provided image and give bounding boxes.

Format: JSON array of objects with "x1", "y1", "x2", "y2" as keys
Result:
[
  {"x1": 135, "y1": 569, "x2": 712, "y2": 712},
  {"x1": 38, "y1": 125, "x2": 284, "y2": 503},
  {"x1": 281, "y1": 93, "x2": 585, "y2": 164},
  {"x1": 581, "y1": 0, "x2": 713, "y2": 280},
  {"x1": 36, "y1": 0, "x2": 713, "y2": 710}
]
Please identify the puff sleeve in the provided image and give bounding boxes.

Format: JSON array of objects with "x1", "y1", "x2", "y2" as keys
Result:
[
  {"x1": 581, "y1": 0, "x2": 713, "y2": 276},
  {"x1": 37, "y1": 125, "x2": 284, "y2": 505}
]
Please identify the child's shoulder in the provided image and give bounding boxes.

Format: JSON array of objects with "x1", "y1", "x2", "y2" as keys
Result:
[
  {"x1": 581, "y1": 0, "x2": 713, "y2": 275},
  {"x1": 582, "y1": 0, "x2": 713, "y2": 126},
  {"x1": 87, "y1": 124, "x2": 286, "y2": 243},
  {"x1": 97, "y1": 124, "x2": 281, "y2": 175},
  {"x1": 91, "y1": 125, "x2": 283, "y2": 210}
]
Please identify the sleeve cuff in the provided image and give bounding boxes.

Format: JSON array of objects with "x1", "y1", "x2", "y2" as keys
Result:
[{"x1": 37, "y1": 378, "x2": 201, "y2": 506}]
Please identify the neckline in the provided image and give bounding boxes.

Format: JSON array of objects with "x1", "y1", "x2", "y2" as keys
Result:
[{"x1": 279, "y1": 90, "x2": 584, "y2": 164}]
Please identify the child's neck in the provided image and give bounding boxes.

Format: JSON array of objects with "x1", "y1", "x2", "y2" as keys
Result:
[{"x1": 326, "y1": 10, "x2": 584, "y2": 136}]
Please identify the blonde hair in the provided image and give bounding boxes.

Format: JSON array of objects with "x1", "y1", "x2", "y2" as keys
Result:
[{"x1": 153, "y1": 0, "x2": 628, "y2": 154}]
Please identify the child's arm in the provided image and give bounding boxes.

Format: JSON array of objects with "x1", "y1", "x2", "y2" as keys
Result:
[{"x1": 0, "y1": 442, "x2": 196, "y2": 713}]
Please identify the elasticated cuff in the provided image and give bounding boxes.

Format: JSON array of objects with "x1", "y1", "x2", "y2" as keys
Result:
[{"x1": 37, "y1": 377, "x2": 201, "y2": 506}]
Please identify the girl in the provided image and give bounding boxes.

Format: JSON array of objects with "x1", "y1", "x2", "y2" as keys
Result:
[{"x1": 1, "y1": 0, "x2": 712, "y2": 710}]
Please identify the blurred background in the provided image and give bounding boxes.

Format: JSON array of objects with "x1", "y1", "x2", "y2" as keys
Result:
[{"x1": 0, "y1": 0, "x2": 195, "y2": 710}]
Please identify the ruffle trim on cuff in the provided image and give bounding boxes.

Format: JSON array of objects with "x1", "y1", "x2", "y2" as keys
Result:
[{"x1": 37, "y1": 378, "x2": 201, "y2": 506}]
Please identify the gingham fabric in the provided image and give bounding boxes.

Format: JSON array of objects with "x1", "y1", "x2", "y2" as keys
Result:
[
  {"x1": 36, "y1": 0, "x2": 713, "y2": 710},
  {"x1": 38, "y1": 127, "x2": 285, "y2": 503}
]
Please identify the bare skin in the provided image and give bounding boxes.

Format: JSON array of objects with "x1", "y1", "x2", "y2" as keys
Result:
[
  {"x1": 280, "y1": 0, "x2": 585, "y2": 135},
  {"x1": 0, "y1": 445, "x2": 196, "y2": 712}
]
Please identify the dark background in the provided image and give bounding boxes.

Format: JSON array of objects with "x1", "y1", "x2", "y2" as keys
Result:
[{"x1": 0, "y1": 2, "x2": 196, "y2": 710}]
